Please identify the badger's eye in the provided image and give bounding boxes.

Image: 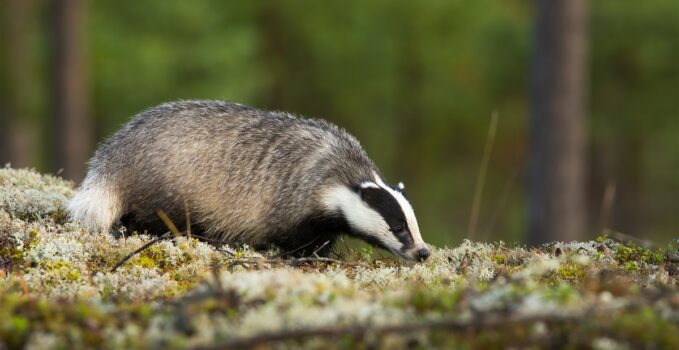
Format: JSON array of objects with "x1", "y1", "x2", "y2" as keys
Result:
[{"x1": 393, "y1": 224, "x2": 405, "y2": 233}]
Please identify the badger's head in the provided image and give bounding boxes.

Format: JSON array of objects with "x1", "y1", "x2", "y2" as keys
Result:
[{"x1": 322, "y1": 172, "x2": 431, "y2": 262}]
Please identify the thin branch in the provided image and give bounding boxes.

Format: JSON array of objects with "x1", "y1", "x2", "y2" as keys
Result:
[
  {"x1": 312, "y1": 240, "x2": 331, "y2": 257},
  {"x1": 111, "y1": 232, "x2": 173, "y2": 272},
  {"x1": 111, "y1": 209, "x2": 240, "y2": 272},
  {"x1": 229, "y1": 256, "x2": 369, "y2": 269},
  {"x1": 111, "y1": 232, "x2": 359, "y2": 273},
  {"x1": 191, "y1": 312, "x2": 584, "y2": 350},
  {"x1": 289, "y1": 256, "x2": 366, "y2": 266},
  {"x1": 274, "y1": 235, "x2": 323, "y2": 258},
  {"x1": 111, "y1": 231, "x2": 238, "y2": 272},
  {"x1": 112, "y1": 210, "x2": 364, "y2": 273},
  {"x1": 603, "y1": 228, "x2": 658, "y2": 249},
  {"x1": 182, "y1": 234, "x2": 236, "y2": 256}
]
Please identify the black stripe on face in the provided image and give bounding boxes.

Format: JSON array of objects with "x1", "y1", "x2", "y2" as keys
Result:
[{"x1": 359, "y1": 186, "x2": 414, "y2": 247}]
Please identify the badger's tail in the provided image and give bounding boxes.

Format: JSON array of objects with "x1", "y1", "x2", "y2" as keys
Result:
[{"x1": 68, "y1": 176, "x2": 123, "y2": 233}]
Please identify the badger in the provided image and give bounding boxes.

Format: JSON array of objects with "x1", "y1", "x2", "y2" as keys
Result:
[{"x1": 68, "y1": 100, "x2": 431, "y2": 261}]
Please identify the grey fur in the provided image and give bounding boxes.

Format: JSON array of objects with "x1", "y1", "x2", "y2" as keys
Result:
[{"x1": 70, "y1": 100, "x2": 429, "y2": 259}]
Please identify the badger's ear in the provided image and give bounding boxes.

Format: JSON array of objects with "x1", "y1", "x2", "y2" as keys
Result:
[{"x1": 395, "y1": 182, "x2": 405, "y2": 193}]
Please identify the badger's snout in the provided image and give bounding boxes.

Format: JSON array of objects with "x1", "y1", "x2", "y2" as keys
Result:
[
  {"x1": 402, "y1": 246, "x2": 431, "y2": 262},
  {"x1": 416, "y1": 248, "x2": 431, "y2": 261}
]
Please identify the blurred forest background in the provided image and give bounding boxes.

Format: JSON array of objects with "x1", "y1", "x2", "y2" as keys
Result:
[{"x1": 0, "y1": 0, "x2": 677, "y2": 247}]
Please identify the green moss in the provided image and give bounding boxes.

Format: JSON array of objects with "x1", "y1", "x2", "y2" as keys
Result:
[
  {"x1": 135, "y1": 255, "x2": 157, "y2": 269},
  {"x1": 47, "y1": 260, "x2": 71, "y2": 269},
  {"x1": 542, "y1": 283, "x2": 577, "y2": 305},
  {"x1": 405, "y1": 286, "x2": 460, "y2": 314},
  {"x1": 475, "y1": 280, "x2": 489, "y2": 292},
  {"x1": 2, "y1": 169, "x2": 679, "y2": 349},
  {"x1": 146, "y1": 246, "x2": 167, "y2": 266},
  {"x1": 558, "y1": 261, "x2": 585, "y2": 282},
  {"x1": 100, "y1": 283, "x2": 114, "y2": 299},
  {"x1": 507, "y1": 283, "x2": 536, "y2": 299},
  {"x1": 358, "y1": 246, "x2": 374, "y2": 260},
  {"x1": 624, "y1": 261, "x2": 639, "y2": 271},
  {"x1": 491, "y1": 254, "x2": 506, "y2": 265},
  {"x1": 0, "y1": 246, "x2": 24, "y2": 269},
  {"x1": 614, "y1": 242, "x2": 665, "y2": 268},
  {"x1": 166, "y1": 273, "x2": 200, "y2": 296},
  {"x1": 5, "y1": 316, "x2": 30, "y2": 348},
  {"x1": 610, "y1": 308, "x2": 679, "y2": 348},
  {"x1": 0, "y1": 228, "x2": 43, "y2": 270},
  {"x1": 135, "y1": 304, "x2": 153, "y2": 323},
  {"x1": 66, "y1": 269, "x2": 81, "y2": 281},
  {"x1": 28, "y1": 229, "x2": 39, "y2": 240},
  {"x1": 37, "y1": 260, "x2": 83, "y2": 281},
  {"x1": 133, "y1": 244, "x2": 193, "y2": 272},
  {"x1": 49, "y1": 209, "x2": 69, "y2": 225}
]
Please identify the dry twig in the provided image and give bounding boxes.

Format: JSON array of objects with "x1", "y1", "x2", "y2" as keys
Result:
[
  {"x1": 228, "y1": 256, "x2": 369, "y2": 269},
  {"x1": 603, "y1": 228, "x2": 658, "y2": 249},
  {"x1": 111, "y1": 209, "x2": 368, "y2": 273},
  {"x1": 191, "y1": 312, "x2": 587, "y2": 349}
]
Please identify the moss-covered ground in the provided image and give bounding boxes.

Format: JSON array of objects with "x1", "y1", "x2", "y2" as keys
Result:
[{"x1": 1, "y1": 167, "x2": 678, "y2": 349}]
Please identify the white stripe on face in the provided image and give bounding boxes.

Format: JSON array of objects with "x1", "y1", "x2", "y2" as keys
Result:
[
  {"x1": 360, "y1": 182, "x2": 380, "y2": 190},
  {"x1": 372, "y1": 172, "x2": 426, "y2": 249},
  {"x1": 320, "y1": 185, "x2": 403, "y2": 252}
]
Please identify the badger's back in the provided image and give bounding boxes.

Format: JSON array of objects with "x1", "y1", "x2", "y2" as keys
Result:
[{"x1": 69, "y1": 100, "x2": 377, "y2": 244}]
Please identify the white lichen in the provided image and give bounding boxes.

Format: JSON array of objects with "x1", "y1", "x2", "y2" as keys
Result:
[{"x1": 0, "y1": 167, "x2": 676, "y2": 349}]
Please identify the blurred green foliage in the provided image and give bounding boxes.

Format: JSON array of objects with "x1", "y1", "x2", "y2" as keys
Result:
[{"x1": 0, "y1": 0, "x2": 677, "y2": 245}]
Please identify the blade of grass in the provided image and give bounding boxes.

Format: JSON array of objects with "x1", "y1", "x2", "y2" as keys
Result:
[
  {"x1": 599, "y1": 180, "x2": 617, "y2": 233},
  {"x1": 184, "y1": 199, "x2": 192, "y2": 238},
  {"x1": 467, "y1": 111, "x2": 499, "y2": 240},
  {"x1": 156, "y1": 208, "x2": 182, "y2": 237}
]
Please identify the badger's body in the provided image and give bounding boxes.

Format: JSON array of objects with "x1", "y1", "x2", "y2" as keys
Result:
[{"x1": 69, "y1": 100, "x2": 430, "y2": 261}]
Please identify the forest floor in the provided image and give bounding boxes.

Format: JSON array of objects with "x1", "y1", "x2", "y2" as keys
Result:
[{"x1": 1, "y1": 167, "x2": 678, "y2": 349}]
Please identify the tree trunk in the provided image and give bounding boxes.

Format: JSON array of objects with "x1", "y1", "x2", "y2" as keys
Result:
[
  {"x1": 1, "y1": 0, "x2": 36, "y2": 168},
  {"x1": 51, "y1": 0, "x2": 92, "y2": 183},
  {"x1": 528, "y1": 0, "x2": 589, "y2": 244}
]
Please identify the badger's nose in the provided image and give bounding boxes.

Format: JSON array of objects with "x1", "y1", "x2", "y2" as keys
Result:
[{"x1": 416, "y1": 248, "x2": 431, "y2": 262}]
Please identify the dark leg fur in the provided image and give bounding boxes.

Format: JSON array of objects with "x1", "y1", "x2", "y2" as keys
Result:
[
  {"x1": 120, "y1": 212, "x2": 348, "y2": 258},
  {"x1": 270, "y1": 214, "x2": 349, "y2": 258},
  {"x1": 120, "y1": 212, "x2": 207, "y2": 237},
  {"x1": 273, "y1": 232, "x2": 339, "y2": 258}
]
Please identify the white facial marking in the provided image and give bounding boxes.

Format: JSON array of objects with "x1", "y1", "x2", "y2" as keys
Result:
[
  {"x1": 360, "y1": 182, "x2": 380, "y2": 190},
  {"x1": 321, "y1": 185, "x2": 403, "y2": 252},
  {"x1": 372, "y1": 172, "x2": 427, "y2": 254}
]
